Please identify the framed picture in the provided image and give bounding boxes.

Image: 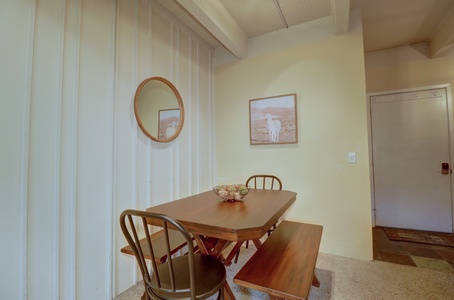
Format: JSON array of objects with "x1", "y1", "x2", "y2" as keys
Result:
[
  {"x1": 158, "y1": 108, "x2": 181, "y2": 140},
  {"x1": 249, "y1": 94, "x2": 298, "y2": 145}
]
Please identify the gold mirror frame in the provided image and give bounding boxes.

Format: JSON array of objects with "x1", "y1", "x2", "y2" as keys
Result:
[{"x1": 134, "y1": 77, "x2": 185, "y2": 143}]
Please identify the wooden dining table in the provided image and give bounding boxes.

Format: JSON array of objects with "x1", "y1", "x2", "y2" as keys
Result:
[{"x1": 146, "y1": 188, "x2": 297, "y2": 300}]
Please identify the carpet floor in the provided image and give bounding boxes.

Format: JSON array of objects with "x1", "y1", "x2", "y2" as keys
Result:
[{"x1": 115, "y1": 245, "x2": 454, "y2": 300}]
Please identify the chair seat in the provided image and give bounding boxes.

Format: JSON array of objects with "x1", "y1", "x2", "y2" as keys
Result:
[
  {"x1": 150, "y1": 254, "x2": 226, "y2": 300},
  {"x1": 121, "y1": 229, "x2": 188, "y2": 264}
]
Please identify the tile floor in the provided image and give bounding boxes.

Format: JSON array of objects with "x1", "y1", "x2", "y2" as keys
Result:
[{"x1": 373, "y1": 226, "x2": 454, "y2": 272}]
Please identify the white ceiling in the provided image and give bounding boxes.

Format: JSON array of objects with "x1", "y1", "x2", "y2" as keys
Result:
[{"x1": 160, "y1": 0, "x2": 454, "y2": 59}]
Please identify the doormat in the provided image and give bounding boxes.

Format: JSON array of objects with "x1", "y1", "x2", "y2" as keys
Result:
[{"x1": 382, "y1": 227, "x2": 454, "y2": 247}]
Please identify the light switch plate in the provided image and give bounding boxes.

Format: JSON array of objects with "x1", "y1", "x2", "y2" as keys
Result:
[{"x1": 348, "y1": 152, "x2": 356, "y2": 163}]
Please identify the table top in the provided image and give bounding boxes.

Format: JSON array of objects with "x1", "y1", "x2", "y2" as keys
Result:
[{"x1": 146, "y1": 189, "x2": 297, "y2": 241}]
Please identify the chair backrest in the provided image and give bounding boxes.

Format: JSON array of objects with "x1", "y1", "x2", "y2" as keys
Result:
[
  {"x1": 120, "y1": 209, "x2": 197, "y2": 299},
  {"x1": 246, "y1": 174, "x2": 282, "y2": 190}
]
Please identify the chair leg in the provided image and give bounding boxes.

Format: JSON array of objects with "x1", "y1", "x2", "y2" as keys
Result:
[
  {"x1": 267, "y1": 224, "x2": 276, "y2": 237},
  {"x1": 217, "y1": 285, "x2": 224, "y2": 300},
  {"x1": 234, "y1": 248, "x2": 240, "y2": 264}
]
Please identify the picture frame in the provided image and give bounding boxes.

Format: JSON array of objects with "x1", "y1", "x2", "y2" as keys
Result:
[
  {"x1": 249, "y1": 94, "x2": 298, "y2": 145},
  {"x1": 158, "y1": 108, "x2": 181, "y2": 140}
]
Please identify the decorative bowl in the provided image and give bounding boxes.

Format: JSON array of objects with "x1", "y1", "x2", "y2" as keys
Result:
[{"x1": 213, "y1": 184, "x2": 249, "y2": 202}]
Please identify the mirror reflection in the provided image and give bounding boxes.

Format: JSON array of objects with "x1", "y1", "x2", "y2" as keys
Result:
[{"x1": 134, "y1": 77, "x2": 184, "y2": 142}]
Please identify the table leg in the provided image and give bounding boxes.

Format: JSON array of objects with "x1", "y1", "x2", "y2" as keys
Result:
[
  {"x1": 223, "y1": 241, "x2": 244, "y2": 266},
  {"x1": 211, "y1": 239, "x2": 229, "y2": 258},
  {"x1": 193, "y1": 235, "x2": 237, "y2": 300},
  {"x1": 252, "y1": 239, "x2": 262, "y2": 249},
  {"x1": 193, "y1": 235, "x2": 215, "y2": 255}
]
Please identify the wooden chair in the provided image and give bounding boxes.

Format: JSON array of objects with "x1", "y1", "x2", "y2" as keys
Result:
[
  {"x1": 120, "y1": 209, "x2": 226, "y2": 300},
  {"x1": 120, "y1": 229, "x2": 188, "y2": 265},
  {"x1": 234, "y1": 175, "x2": 282, "y2": 263},
  {"x1": 247, "y1": 175, "x2": 283, "y2": 236},
  {"x1": 246, "y1": 174, "x2": 282, "y2": 191}
]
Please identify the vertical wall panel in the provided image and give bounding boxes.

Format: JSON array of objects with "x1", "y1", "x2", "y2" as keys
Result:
[
  {"x1": 76, "y1": 0, "x2": 116, "y2": 299},
  {"x1": 59, "y1": 0, "x2": 81, "y2": 298},
  {"x1": 197, "y1": 45, "x2": 214, "y2": 191},
  {"x1": 176, "y1": 29, "x2": 191, "y2": 198},
  {"x1": 0, "y1": 0, "x2": 35, "y2": 299},
  {"x1": 135, "y1": 0, "x2": 152, "y2": 211},
  {"x1": 115, "y1": 0, "x2": 141, "y2": 293},
  {"x1": 150, "y1": 8, "x2": 174, "y2": 205},
  {"x1": 190, "y1": 39, "x2": 201, "y2": 192},
  {"x1": 151, "y1": 8, "x2": 172, "y2": 78},
  {"x1": 2, "y1": 0, "x2": 215, "y2": 298},
  {"x1": 27, "y1": 0, "x2": 65, "y2": 298}
]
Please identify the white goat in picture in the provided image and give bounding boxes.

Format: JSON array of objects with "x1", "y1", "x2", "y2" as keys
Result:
[
  {"x1": 265, "y1": 112, "x2": 281, "y2": 142},
  {"x1": 165, "y1": 121, "x2": 177, "y2": 139}
]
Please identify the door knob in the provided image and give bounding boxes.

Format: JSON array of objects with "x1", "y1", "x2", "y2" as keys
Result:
[{"x1": 441, "y1": 162, "x2": 451, "y2": 175}]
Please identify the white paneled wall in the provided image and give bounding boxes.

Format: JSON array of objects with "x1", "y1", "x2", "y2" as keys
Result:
[{"x1": 0, "y1": 0, "x2": 215, "y2": 299}]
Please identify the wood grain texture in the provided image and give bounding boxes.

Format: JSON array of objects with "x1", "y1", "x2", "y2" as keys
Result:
[
  {"x1": 146, "y1": 189, "x2": 297, "y2": 241},
  {"x1": 120, "y1": 229, "x2": 187, "y2": 264},
  {"x1": 146, "y1": 189, "x2": 297, "y2": 300},
  {"x1": 233, "y1": 221, "x2": 323, "y2": 300}
]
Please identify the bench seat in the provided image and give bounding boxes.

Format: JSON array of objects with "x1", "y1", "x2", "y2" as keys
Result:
[
  {"x1": 233, "y1": 220, "x2": 323, "y2": 300},
  {"x1": 121, "y1": 229, "x2": 188, "y2": 265}
]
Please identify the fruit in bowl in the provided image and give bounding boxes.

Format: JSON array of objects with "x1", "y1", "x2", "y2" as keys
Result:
[{"x1": 213, "y1": 184, "x2": 249, "y2": 202}]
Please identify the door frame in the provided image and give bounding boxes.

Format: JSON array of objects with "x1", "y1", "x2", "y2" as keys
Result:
[{"x1": 367, "y1": 84, "x2": 454, "y2": 232}]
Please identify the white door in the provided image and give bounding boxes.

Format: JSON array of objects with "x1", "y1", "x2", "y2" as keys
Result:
[{"x1": 371, "y1": 87, "x2": 453, "y2": 233}]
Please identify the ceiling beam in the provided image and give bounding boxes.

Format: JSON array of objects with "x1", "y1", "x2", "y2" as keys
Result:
[
  {"x1": 430, "y1": 6, "x2": 454, "y2": 58},
  {"x1": 174, "y1": 0, "x2": 248, "y2": 59},
  {"x1": 330, "y1": 0, "x2": 350, "y2": 35}
]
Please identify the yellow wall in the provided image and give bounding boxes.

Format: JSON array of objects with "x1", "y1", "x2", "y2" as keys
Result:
[
  {"x1": 366, "y1": 53, "x2": 454, "y2": 97},
  {"x1": 215, "y1": 29, "x2": 373, "y2": 260}
]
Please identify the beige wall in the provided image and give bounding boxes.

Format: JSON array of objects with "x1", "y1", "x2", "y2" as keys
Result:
[
  {"x1": 215, "y1": 29, "x2": 373, "y2": 260},
  {"x1": 366, "y1": 50, "x2": 454, "y2": 97}
]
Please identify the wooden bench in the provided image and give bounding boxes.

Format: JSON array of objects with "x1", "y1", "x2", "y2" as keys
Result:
[
  {"x1": 233, "y1": 220, "x2": 323, "y2": 300},
  {"x1": 121, "y1": 229, "x2": 188, "y2": 265}
]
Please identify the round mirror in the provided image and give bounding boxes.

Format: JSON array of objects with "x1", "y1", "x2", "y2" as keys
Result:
[{"x1": 134, "y1": 77, "x2": 185, "y2": 142}]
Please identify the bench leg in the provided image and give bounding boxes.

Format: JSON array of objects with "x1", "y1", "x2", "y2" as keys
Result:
[{"x1": 312, "y1": 274, "x2": 320, "y2": 287}]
